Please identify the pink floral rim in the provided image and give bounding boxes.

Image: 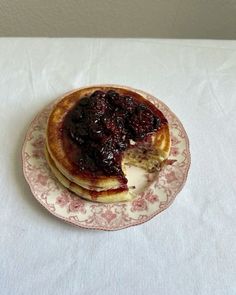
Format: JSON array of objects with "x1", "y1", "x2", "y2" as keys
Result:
[{"x1": 22, "y1": 85, "x2": 191, "y2": 231}]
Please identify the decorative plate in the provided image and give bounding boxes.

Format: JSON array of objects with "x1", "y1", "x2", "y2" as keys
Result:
[{"x1": 22, "y1": 86, "x2": 190, "y2": 231}]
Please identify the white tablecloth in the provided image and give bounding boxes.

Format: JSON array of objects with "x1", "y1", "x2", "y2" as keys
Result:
[{"x1": 1, "y1": 38, "x2": 236, "y2": 295}]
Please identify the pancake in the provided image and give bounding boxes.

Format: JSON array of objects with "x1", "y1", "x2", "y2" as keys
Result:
[{"x1": 46, "y1": 85, "x2": 171, "y2": 202}]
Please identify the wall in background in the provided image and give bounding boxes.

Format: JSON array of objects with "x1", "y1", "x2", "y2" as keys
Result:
[{"x1": 0, "y1": 0, "x2": 235, "y2": 39}]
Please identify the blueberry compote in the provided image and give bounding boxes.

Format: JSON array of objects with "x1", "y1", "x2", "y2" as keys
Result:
[{"x1": 62, "y1": 90, "x2": 166, "y2": 181}]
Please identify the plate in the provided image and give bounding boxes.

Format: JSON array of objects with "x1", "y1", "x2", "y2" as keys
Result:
[{"x1": 22, "y1": 86, "x2": 190, "y2": 231}]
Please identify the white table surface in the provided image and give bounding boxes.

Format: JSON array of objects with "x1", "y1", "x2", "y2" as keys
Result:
[{"x1": 1, "y1": 38, "x2": 236, "y2": 295}]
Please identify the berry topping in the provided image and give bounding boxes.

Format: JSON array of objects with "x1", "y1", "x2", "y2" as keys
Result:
[{"x1": 63, "y1": 89, "x2": 164, "y2": 176}]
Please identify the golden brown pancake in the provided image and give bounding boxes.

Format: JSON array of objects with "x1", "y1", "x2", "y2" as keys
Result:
[{"x1": 46, "y1": 85, "x2": 170, "y2": 202}]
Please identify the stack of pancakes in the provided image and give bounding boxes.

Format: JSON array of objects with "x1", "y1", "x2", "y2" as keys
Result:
[{"x1": 45, "y1": 86, "x2": 170, "y2": 203}]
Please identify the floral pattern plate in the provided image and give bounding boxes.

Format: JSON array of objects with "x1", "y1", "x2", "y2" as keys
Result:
[{"x1": 22, "y1": 87, "x2": 190, "y2": 231}]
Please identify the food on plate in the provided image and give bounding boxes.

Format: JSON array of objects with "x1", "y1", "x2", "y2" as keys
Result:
[{"x1": 46, "y1": 86, "x2": 170, "y2": 203}]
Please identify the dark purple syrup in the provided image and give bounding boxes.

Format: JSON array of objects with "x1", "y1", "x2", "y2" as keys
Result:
[{"x1": 62, "y1": 90, "x2": 166, "y2": 178}]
